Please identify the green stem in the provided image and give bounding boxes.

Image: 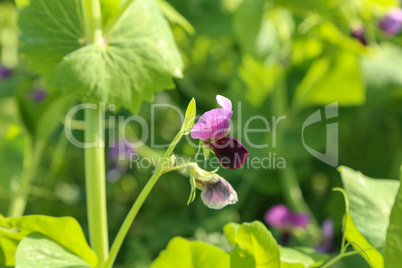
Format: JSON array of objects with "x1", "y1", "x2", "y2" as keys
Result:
[
  {"x1": 271, "y1": 74, "x2": 309, "y2": 213},
  {"x1": 321, "y1": 253, "x2": 344, "y2": 268},
  {"x1": 81, "y1": 0, "x2": 108, "y2": 267},
  {"x1": 271, "y1": 73, "x2": 321, "y2": 242},
  {"x1": 321, "y1": 246, "x2": 383, "y2": 268},
  {"x1": 85, "y1": 107, "x2": 109, "y2": 268},
  {"x1": 105, "y1": 132, "x2": 183, "y2": 268},
  {"x1": 81, "y1": 0, "x2": 103, "y2": 45},
  {"x1": 7, "y1": 138, "x2": 45, "y2": 217}
]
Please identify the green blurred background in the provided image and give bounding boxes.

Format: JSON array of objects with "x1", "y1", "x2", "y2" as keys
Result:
[{"x1": 0, "y1": 0, "x2": 401, "y2": 267}]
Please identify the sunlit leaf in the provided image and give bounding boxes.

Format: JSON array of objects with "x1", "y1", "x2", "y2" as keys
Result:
[
  {"x1": 384, "y1": 166, "x2": 402, "y2": 268},
  {"x1": 344, "y1": 214, "x2": 384, "y2": 267},
  {"x1": 224, "y1": 221, "x2": 280, "y2": 268},
  {"x1": 181, "y1": 98, "x2": 196, "y2": 135},
  {"x1": 280, "y1": 247, "x2": 328, "y2": 268},
  {"x1": 15, "y1": 233, "x2": 91, "y2": 267},
  {"x1": 151, "y1": 236, "x2": 230, "y2": 268},
  {"x1": 339, "y1": 166, "x2": 399, "y2": 266},
  {"x1": 294, "y1": 51, "x2": 365, "y2": 108},
  {"x1": 0, "y1": 215, "x2": 97, "y2": 267}
]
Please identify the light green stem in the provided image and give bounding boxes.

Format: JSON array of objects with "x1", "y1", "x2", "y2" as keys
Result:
[
  {"x1": 81, "y1": 0, "x2": 108, "y2": 266},
  {"x1": 7, "y1": 138, "x2": 45, "y2": 217},
  {"x1": 85, "y1": 108, "x2": 109, "y2": 268},
  {"x1": 271, "y1": 74, "x2": 321, "y2": 242},
  {"x1": 272, "y1": 75, "x2": 309, "y2": 212},
  {"x1": 105, "y1": 132, "x2": 183, "y2": 268}
]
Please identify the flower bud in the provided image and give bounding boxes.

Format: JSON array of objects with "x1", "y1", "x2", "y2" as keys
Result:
[{"x1": 200, "y1": 175, "x2": 238, "y2": 209}]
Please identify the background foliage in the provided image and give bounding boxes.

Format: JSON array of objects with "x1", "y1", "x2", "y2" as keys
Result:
[{"x1": 0, "y1": 0, "x2": 401, "y2": 267}]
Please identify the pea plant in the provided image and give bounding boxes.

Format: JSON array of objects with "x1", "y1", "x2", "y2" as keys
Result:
[{"x1": 0, "y1": 0, "x2": 402, "y2": 267}]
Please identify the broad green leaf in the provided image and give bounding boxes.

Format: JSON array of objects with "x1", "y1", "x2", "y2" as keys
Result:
[
  {"x1": 0, "y1": 215, "x2": 97, "y2": 267},
  {"x1": 384, "y1": 166, "x2": 402, "y2": 268},
  {"x1": 339, "y1": 166, "x2": 399, "y2": 254},
  {"x1": 294, "y1": 51, "x2": 365, "y2": 108},
  {"x1": 0, "y1": 244, "x2": 4, "y2": 267},
  {"x1": 180, "y1": 98, "x2": 196, "y2": 135},
  {"x1": 15, "y1": 233, "x2": 90, "y2": 268},
  {"x1": 0, "y1": 235, "x2": 19, "y2": 266},
  {"x1": 361, "y1": 43, "x2": 402, "y2": 87},
  {"x1": 280, "y1": 247, "x2": 328, "y2": 268},
  {"x1": 18, "y1": 0, "x2": 84, "y2": 80},
  {"x1": 18, "y1": 0, "x2": 183, "y2": 113},
  {"x1": 344, "y1": 214, "x2": 384, "y2": 267},
  {"x1": 224, "y1": 221, "x2": 280, "y2": 268},
  {"x1": 151, "y1": 236, "x2": 230, "y2": 268}
]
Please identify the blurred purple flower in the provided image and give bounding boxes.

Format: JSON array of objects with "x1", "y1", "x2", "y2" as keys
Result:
[
  {"x1": 108, "y1": 141, "x2": 135, "y2": 162},
  {"x1": 0, "y1": 65, "x2": 13, "y2": 79},
  {"x1": 351, "y1": 27, "x2": 368, "y2": 46},
  {"x1": 200, "y1": 175, "x2": 238, "y2": 209},
  {"x1": 264, "y1": 204, "x2": 310, "y2": 231},
  {"x1": 316, "y1": 219, "x2": 334, "y2": 253},
  {"x1": 380, "y1": 9, "x2": 402, "y2": 36},
  {"x1": 30, "y1": 89, "x2": 47, "y2": 103},
  {"x1": 107, "y1": 141, "x2": 137, "y2": 182},
  {"x1": 191, "y1": 95, "x2": 249, "y2": 169}
]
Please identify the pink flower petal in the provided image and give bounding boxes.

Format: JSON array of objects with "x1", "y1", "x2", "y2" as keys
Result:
[
  {"x1": 216, "y1": 95, "x2": 232, "y2": 111},
  {"x1": 191, "y1": 108, "x2": 232, "y2": 141}
]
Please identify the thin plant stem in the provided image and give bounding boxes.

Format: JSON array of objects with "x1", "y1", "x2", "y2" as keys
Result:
[
  {"x1": 271, "y1": 73, "x2": 321, "y2": 241},
  {"x1": 7, "y1": 138, "x2": 46, "y2": 217},
  {"x1": 105, "y1": 132, "x2": 183, "y2": 268}
]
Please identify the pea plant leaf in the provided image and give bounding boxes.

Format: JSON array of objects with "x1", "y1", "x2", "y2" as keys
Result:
[
  {"x1": 151, "y1": 236, "x2": 230, "y2": 268},
  {"x1": 344, "y1": 214, "x2": 384, "y2": 267},
  {"x1": 18, "y1": 0, "x2": 183, "y2": 113},
  {"x1": 15, "y1": 233, "x2": 91, "y2": 268},
  {"x1": 339, "y1": 166, "x2": 400, "y2": 265},
  {"x1": 180, "y1": 98, "x2": 196, "y2": 135},
  {"x1": 384, "y1": 166, "x2": 402, "y2": 268},
  {"x1": 224, "y1": 221, "x2": 280, "y2": 268},
  {"x1": 280, "y1": 247, "x2": 328, "y2": 268},
  {"x1": 293, "y1": 51, "x2": 365, "y2": 108},
  {"x1": 0, "y1": 215, "x2": 97, "y2": 267}
]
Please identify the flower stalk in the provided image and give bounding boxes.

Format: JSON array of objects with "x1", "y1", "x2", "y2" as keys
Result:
[{"x1": 105, "y1": 131, "x2": 183, "y2": 268}]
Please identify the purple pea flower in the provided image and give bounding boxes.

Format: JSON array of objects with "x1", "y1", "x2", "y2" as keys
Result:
[
  {"x1": 191, "y1": 95, "x2": 249, "y2": 170},
  {"x1": 379, "y1": 9, "x2": 402, "y2": 36},
  {"x1": 351, "y1": 27, "x2": 368, "y2": 46},
  {"x1": 108, "y1": 141, "x2": 135, "y2": 162},
  {"x1": 30, "y1": 89, "x2": 47, "y2": 103},
  {"x1": 107, "y1": 141, "x2": 136, "y2": 182},
  {"x1": 0, "y1": 65, "x2": 13, "y2": 79},
  {"x1": 200, "y1": 175, "x2": 238, "y2": 209},
  {"x1": 264, "y1": 204, "x2": 310, "y2": 245},
  {"x1": 316, "y1": 219, "x2": 334, "y2": 253},
  {"x1": 264, "y1": 204, "x2": 310, "y2": 231}
]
